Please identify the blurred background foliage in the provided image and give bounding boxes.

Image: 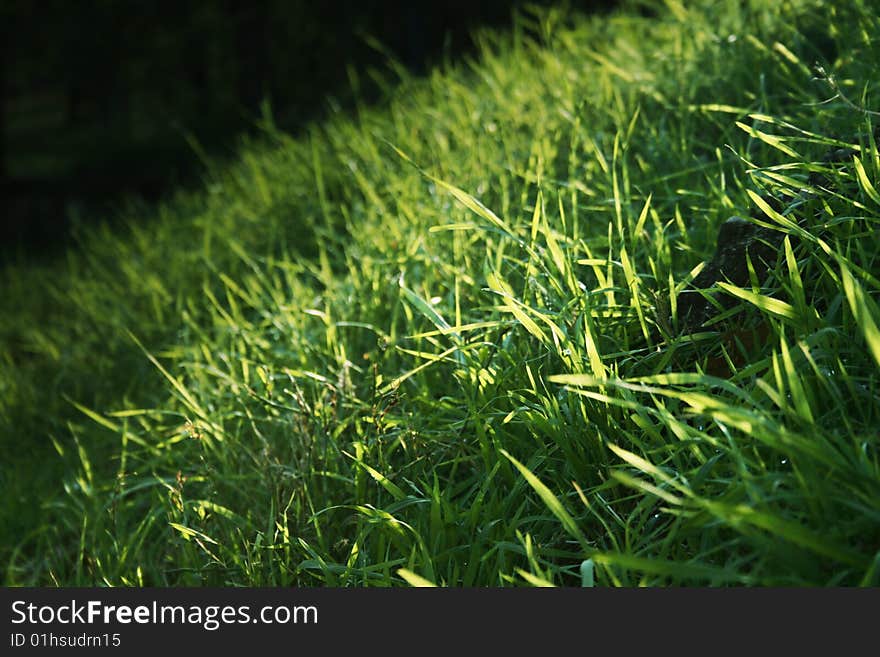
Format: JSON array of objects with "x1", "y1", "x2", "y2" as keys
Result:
[{"x1": 1, "y1": 0, "x2": 619, "y2": 259}]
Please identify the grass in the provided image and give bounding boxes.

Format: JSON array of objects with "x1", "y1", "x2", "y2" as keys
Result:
[{"x1": 2, "y1": 0, "x2": 879, "y2": 586}]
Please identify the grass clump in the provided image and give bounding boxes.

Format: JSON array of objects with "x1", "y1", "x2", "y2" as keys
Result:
[{"x1": 2, "y1": 0, "x2": 879, "y2": 586}]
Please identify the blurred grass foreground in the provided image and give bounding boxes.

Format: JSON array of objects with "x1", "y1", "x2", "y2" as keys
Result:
[{"x1": 2, "y1": 0, "x2": 879, "y2": 586}]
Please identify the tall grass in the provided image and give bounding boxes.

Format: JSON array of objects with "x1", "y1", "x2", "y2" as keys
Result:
[{"x1": 2, "y1": 0, "x2": 879, "y2": 586}]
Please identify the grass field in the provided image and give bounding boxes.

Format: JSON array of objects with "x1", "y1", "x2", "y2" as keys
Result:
[{"x1": 2, "y1": 0, "x2": 879, "y2": 586}]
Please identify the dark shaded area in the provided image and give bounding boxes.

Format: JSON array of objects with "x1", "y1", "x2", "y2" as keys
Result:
[{"x1": 2, "y1": 0, "x2": 621, "y2": 263}]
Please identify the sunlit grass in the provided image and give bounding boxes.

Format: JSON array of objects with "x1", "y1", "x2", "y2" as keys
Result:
[{"x1": 2, "y1": 0, "x2": 879, "y2": 586}]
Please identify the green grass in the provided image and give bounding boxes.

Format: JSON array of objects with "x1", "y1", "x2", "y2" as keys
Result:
[{"x1": 2, "y1": 0, "x2": 879, "y2": 586}]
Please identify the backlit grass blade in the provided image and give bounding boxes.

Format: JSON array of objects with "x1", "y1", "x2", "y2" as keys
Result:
[
  {"x1": 783, "y1": 236, "x2": 807, "y2": 315},
  {"x1": 399, "y1": 273, "x2": 460, "y2": 342},
  {"x1": 778, "y1": 337, "x2": 814, "y2": 424},
  {"x1": 379, "y1": 344, "x2": 462, "y2": 395},
  {"x1": 66, "y1": 399, "x2": 120, "y2": 433},
  {"x1": 501, "y1": 449, "x2": 591, "y2": 554},
  {"x1": 852, "y1": 155, "x2": 880, "y2": 207},
  {"x1": 620, "y1": 247, "x2": 649, "y2": 341},
  {"x1": 839, "y1": 257, "x2": 880, "y2": 370},
  {"x1": 168, "y1": 522, "x2": 218, "y2": 545},
  {"x1": 388, "y1": 139, "x2": 515, "y2": 236},
  {"x1": 398, "y1": 569, "x2": 438, "y2": 587},
  {"x1": 716, "y1": 282, "x2": 796, "y2": 319},
  {"x1": 126, "y1": 329, "x2": 214, "y2": 431},
  {"x1": 700, "y1": 501, "x2": 868, "y2": 568},
  {"x1": 735, "y1": 122, "x2": 801, "y2": 158},
  {"x1": 486, "y1": 272, "x2": 550, "y2": 345},
  {"x1": 746, "y1": 189, "x2": 806, "y2": 238},
  {"x1": 588, "y1": 552, "x2": 755, "y2": 584},
  {"x1": 607, "y1": 443, "x2": 689, "y2": 495},
  {"x1": 344, "y1": 452, "x2": 407, "y2": 501},
  {"x1": 516, "y1": 568, "x2": 555, "y2": 587},
  {"x1": 433, "y1": 178, "x2": 516, "y2": 237}
]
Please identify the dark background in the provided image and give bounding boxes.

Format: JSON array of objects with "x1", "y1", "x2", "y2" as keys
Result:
[{"x1": 1, "y1": 0, "x2": 622, "y2": 261}]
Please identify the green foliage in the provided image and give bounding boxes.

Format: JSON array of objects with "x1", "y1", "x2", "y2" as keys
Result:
[{"x1": 2, "y1": 0, "x2": 879, "y2": 586}]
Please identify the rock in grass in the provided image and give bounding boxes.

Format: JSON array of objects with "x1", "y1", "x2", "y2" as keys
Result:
[
  {"x1": 675, "y1": 144, "x2": 859, "y2": 334},
  {"x1": 676, "y1": 213, "x2": 783, "y2": 334}
]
